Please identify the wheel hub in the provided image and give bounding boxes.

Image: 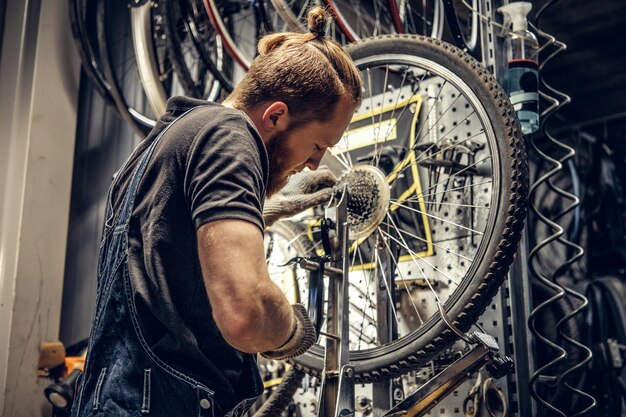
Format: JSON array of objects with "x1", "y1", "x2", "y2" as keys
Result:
[{"x1": 336, "y1": 165, "x2": 391, "y2": 240}]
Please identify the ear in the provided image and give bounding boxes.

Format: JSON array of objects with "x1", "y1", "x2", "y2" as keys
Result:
[{"x1": 261, "y1": 102, "x2": 290, "y2": 135}]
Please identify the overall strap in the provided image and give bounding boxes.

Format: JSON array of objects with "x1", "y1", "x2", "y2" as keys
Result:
[{"x1": 113, "y1": 107, "x2": 200, "y2": 231}]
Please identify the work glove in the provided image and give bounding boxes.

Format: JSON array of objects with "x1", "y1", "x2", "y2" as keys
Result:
[
  {"x1": 260, "y1": 304, "x2": 317, "y2": 360},
  {"x1": 263, "y1": 168, "x2": 337, "y2": 227}
]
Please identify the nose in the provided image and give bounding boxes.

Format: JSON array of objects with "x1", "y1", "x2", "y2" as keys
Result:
[{"x1": 305, "y1": 150, "x2": 325, "y2": 171}]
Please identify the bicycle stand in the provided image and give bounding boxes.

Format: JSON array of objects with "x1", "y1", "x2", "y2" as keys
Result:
[
  {"x1": 303, "y1": 180, "x2": 513, "y2": 417},
  {"x1": 315, "y1": 186, "x2": 356, "y2": 417},
  {"x1": 381, "y1": 332, "x2": 513, "y2": 417}
]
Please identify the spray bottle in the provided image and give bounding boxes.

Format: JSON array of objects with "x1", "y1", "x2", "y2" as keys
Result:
[{"x1": 498, "y1": 1, "x2": 539, "y2": 135}]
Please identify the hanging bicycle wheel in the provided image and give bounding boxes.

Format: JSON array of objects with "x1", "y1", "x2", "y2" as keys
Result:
[
  {"x1": 163, "y1": 0, "x2": 233, "y2": 97},
  {"x1": 72, "y1": 0, "x2": 157, "y2": 135},
  {"x1": 326, "y1": 0, "x2": 398, "y2": 42},
  {"x1": 69, "y1": 0, "x2": 116, "y2": 107},
  {"x1": 203, "y1": 0, "x2": 289, "y2": 72},
  {"x1": 271, "y1": 35, "x2": 526, "y2": 381},
  {"x1": 390, "y1": 0, "x2": 445, "y2": 39},
  {"x1": 96, "y1": 0, "x2": 168, "y2": 136},
  {"x1": 442, "y1": 0, "x2": 479, "y2": 54},
  {"x1": 269, "y1": 0, "x2": 397, "y2": 43}
]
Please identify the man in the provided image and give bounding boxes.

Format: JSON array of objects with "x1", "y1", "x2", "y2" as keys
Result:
[{"x1": 70, "y1": 7, "x2": 362, "y2": 417}]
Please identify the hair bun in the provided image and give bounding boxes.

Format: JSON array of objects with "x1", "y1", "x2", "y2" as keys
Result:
[{"x1": 306, "y1": 6, "x2": 329, "y2": 38}]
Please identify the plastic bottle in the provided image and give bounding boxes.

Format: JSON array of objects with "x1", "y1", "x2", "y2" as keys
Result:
[{"x1": 498, "y1": 2, "x2": 540, "y2": 135}]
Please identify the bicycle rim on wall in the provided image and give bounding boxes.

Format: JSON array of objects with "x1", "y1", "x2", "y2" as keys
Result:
[{"x1": 267, "y1": 35, "x2": 527, "y2": 381}]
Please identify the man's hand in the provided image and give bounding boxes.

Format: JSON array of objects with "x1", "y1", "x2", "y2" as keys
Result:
[
  {"x1": 263, "y1": 168, "x2": 337, "y2": 227},
  {"x1": 260, "y1": 304, "x2": 317, "y2": 360}
]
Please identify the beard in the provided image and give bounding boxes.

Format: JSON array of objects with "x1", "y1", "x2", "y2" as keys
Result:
[{"x1": 265, "y1": 133, "x2": 293, "y2": 197}]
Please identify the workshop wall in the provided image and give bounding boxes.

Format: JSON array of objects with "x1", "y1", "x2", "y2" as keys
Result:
[{"x1": 59, "y1": 76, "x2": 139, "y2": 348}]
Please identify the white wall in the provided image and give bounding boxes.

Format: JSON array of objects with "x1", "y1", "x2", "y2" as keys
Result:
[{"x1": 0, "y1": 0, "x2": 80, "y2": 414}]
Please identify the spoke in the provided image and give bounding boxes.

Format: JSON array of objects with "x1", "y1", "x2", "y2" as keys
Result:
[
  {"x1": 356, "y1": 245, "x2": 376, "y2": 349},
  {"x1": 391, "y1": 199, "x2": 489, "y2": 210},
  {"x1": 399, "y1": 178, "x2": 493, "y2": 202},
  {"x1": 391, "y1": 201, "x2": 485, "y2": 235},
  {"x1": 411, "y1": 88, "x2": 465, "y2": 152},
  {"x1": 374, "y1": 77, "x2": 448, "y2": 186},
  {"x1": 382, "y1": 221, "x2": 473, "y2": 263},
  {"x1": 350, "y1": 323, "x2": 376, "y2": 345},
  {"x1": 413, "y1": 103, "x2": 477, "y2": 155},
  {"x1": 362, "y1": 66, "x2": 377, "y2": 167},
  {"x1": 415, "y1": 129, "x2": 486, "y2": 164},
  {"x1": 380, "y1": 222, "x2": 461, "y2": 286},
  {"x1": 377, "y1": 229, "x2": 425, "y2": 326},
  {"x1": 350, "y1": 301, "x2": 375, "y2": 326},
  {"x1": 372, "y1": 64, "x2": 390, "y2": 165},
  {"x1": 409, "y1": 80, "x2": 448, "y2": 147},
  {"x1": 399, "y1": 154, "x2": 492, "y2": 198},
  {"x1": 373, "y1": 0, "x2": 383, "y2": 35},
  {"x1": 310, "y1": 237, "x2": 324, "y2": 252},
  {"x1": 434, "y1": 234, "x2": 475, "y2": 244},
  {"x1": 372, "y1": 68, "x2": 427, "y2": 168},
  {"x1": 285, "y1": 231, "x2": 307, "y2": 247},
  {"x1": 333, "y1": 149, "x2": 352, "y2": 170},
  {"x1": 374, "y1": 244, "x2": 401, "y2": 328},
  {"x1": 394, "y1": 92, "x2": 484, "y2": 183},
  {"x1": 386, "y1": 213, "x2": 442, "y2": 303},
  {"x1": 390, "y1": 128, "x2": 487, "y2": 186}
]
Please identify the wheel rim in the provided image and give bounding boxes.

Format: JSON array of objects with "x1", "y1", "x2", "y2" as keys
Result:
[{"x1": 273, "y1": 44, "x2": 510, "y2": 373}]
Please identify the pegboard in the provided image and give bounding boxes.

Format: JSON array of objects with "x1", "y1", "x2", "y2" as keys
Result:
[{"x1": 286, "y1": 59, "x2": 516, "y2": 416}]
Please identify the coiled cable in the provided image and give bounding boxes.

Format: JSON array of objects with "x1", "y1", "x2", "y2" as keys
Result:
[{"x1": 526, "y1": 1, "x2": 596, "y2": 415}]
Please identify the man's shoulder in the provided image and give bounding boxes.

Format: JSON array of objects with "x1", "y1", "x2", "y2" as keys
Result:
[
  {"x1": 162, "y1": 97, "x2": 259, "y2": 143},
  {"x1": 152, "y1": 99, "x2": 267, "y2": 177},
  {"x1": 164, "y1": 96, "x2": 248, "y2": 124}
]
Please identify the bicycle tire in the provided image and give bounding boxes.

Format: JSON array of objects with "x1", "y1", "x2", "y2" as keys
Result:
[
  {"x1": 69, "y1": 0, "x2": 120, "y2": 109},
  {"x1": 203, "y1": 0, "x2": 259, "y2": 71},
  {"x1": 285, "y1": 35, "x2": 527, "y2": 382},
  {"x1": 69, "y1": 0, "x2": 112, "y2": 104},
  {"x1": 251, "y1": 368, "x2": 307, "y2": 417},
  {"x1": 185, "y1": 0, "x2": 236, "y2": 92},
  {"x1": 389, "y1": 0, "x2": 445, "y2": 39},
  {"x1": 264, "y1": 0, "x2": 354, "y2": 44},
  {"x1": 130, "y1": 2, "x2": 169, "y2": 118},
  {"x1": 96, "y1": 0, "x2": 156, "y2": 136},
  {"x1": 161, "y1": 0, "x2": 225, "y2": 101},
  {"x1": 327, "y1": 0, "x2": 398, "y2": 42},
  {"x1": 443, "y1": 0, "x2": 479, "y2": 54}
]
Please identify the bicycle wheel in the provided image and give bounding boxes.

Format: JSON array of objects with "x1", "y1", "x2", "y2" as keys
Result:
[
  {"x1": 326, "y1": 0, "x2": 398, "y2": 42},
  {"x1": 72, "y1": 0, "x2": 156, "y2": 133},
  {"x1": 269, "y1": 0, "x2": 397, "y2": 43},
  {"x1": 162, "y1": 0, "x2": 230, "y2": 99},
  {"x1": 96, "y1": 0, "x2": 170, "y2": 136},
  {"x1": 203, "y1": 0, "x2": 286, "y2": 72},
  {"x1": 69, "y1": 0, "x2": 116, "y2": 107},
  {"x1": 390, "y1": 0, "x2": 445, "y2": 39},
  {"x1": 278, "y1": 35, "x2": 526, "y2": 381},
  {"x1": 130, "y1": 2, "x2": 170, "y2": 118},
  {"x1": 443, "y1": 0, "x2": 479, "y2": 54}
]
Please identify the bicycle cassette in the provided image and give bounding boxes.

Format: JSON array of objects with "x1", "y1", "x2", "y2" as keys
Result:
[{"x1": 336, "y1": 165, "x2": 390, "y2": 240}]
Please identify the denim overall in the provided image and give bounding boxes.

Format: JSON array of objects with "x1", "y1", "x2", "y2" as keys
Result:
[{"x1": 71, "y1": 109, "x2": 263, "y2": 417}]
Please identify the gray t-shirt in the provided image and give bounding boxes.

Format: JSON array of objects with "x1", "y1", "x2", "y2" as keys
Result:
[{"x1": 109, "y1": 97, "x2": 268, "y2": 405}]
